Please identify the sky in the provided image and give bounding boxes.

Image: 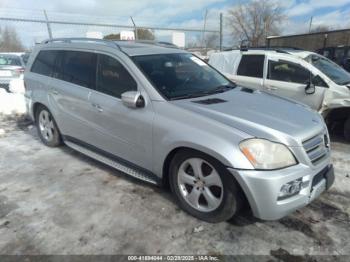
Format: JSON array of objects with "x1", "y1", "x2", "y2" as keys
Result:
[{"x1": 1, "y1": 0, "x2": 350, "y2": 47}]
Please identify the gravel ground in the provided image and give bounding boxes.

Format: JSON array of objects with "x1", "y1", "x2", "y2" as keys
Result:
[{"x1": 0, "y1": 115, "x2": 349, "y2": 258}]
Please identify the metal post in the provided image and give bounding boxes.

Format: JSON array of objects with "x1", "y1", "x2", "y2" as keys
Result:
[
  {"x1": 309, "y1": 16, "x2": 313, "y2": 33},
  {"x1": 202, "y1": 9, "x2": 208, "y2": 52},
  {"x1": 43, "y1": 10, "x2": 52, "y2": 39},
  {"x1": 130, "y1": 16, "x2": 138, "y2": 40},
  {"x1": 219, "y1": 13, "x2": 223, "y2": 51}
]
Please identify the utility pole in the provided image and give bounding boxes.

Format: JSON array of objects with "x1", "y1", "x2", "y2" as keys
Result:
[
  {"x1": 202, "y1": 9, "x2": 208, "y2": 53},
  {"x1": 219, "y1": 13, "x2": 223, "y2": 51},
  {"x1": 43, "y1": 10, "x2": 52, "y2": 39},
  {"x1": 309, "y1": 16, "x2": 313, "y2": 33},
  {"x1": 130, "y1": 16, "x2": 138, "y2": 40}
]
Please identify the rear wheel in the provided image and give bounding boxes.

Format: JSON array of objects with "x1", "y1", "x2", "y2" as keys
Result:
[
  {"x1": 344, "y1": 117, "x2": 350, "y2": 142},
  {"x1": 35, "y1": 106, "x2": 62, "y2": 147},
  {"x1": 169, "y1": 149, "x2": 242, "y2": 223}
]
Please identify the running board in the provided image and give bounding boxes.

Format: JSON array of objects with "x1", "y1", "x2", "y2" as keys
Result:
[{"x1": 64, "y1": 140, "x2": 159, "y2": 185}]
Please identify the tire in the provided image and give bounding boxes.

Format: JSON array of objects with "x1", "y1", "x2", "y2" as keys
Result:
[
  {"x1": 35, "y1": 105, "x2": 62, "y2": 147},
  {"x1": 169, "y1": 149, "x2": 243, "y2": 223},
  {"x1": 344, "y1": 117, "x2": 350, "y2": 142}
]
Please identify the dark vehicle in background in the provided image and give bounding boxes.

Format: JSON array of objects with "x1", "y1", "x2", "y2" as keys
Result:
[
  {"x1": 317, "y1": 46, "x2": 350, "y2": 72},
  {"x1": 0, "y1": 53, "x2": 26, "y2": 92}
]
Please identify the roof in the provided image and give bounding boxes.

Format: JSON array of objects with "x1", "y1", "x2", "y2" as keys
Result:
[
  {"x1": 40, "y1": 38, "x2": 186, "y2": 57},
  {"x1": 211, "y1": 48, "x2": 315, "y2": 60}
]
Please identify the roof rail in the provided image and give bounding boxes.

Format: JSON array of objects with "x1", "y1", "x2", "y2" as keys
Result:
[{"x1": 41, "y1": 38, "x2": 122, "y2": 50}]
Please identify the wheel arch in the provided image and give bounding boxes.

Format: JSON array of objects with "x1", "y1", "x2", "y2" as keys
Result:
[{"x1": 161, "y1": 146, "x2": 251, "y2": 211}]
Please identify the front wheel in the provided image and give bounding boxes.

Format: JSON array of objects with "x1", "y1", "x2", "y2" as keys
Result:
[
  {"x1": 344, "y1": 117, "x2": 350, "y2": 142},
  {"x1": 169, "y1": 150, "x2": 243, "y2": 223}
]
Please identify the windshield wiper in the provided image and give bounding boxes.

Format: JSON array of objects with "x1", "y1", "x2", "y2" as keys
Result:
[
  {"x1": 169, "y1": 92, "x2": 210, "y2": 100},
  {"x1": 169, "y1": 84, "x2": 236, "y2": 100},
  {"x1": 203, "y1": 84, "x2": 236, "y2": 95}
]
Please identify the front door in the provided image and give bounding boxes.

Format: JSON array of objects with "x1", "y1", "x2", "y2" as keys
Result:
[
  {"x1": 88, "y1": 53, "x2": 154, "y2": 171},
  {"x1": 263, "y1": 58, "x2": 326, "y2": 110}
]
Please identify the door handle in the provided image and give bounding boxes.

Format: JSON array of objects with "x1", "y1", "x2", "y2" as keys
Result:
[
  {"x1": 52, "y1": 90, "x2": 59, "y2": 95},
  {"x1": 92, "y1": 103, "x2": 103, "y2": 112}
]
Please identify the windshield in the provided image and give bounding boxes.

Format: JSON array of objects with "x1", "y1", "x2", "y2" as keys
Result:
[
  {"x1": 132, "y1": 53, "x2": 234, "y2": 100},
  {"x1": 306, "y1": 54, "x2": 350, "y2": 85},
  {"x1": 0, "y1": 55, "x2": 22, "y2": 66}
]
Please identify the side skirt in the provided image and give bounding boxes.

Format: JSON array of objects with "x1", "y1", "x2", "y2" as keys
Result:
[{"x1": 62, "y1": 136, "x2": 161, "y2": 186}]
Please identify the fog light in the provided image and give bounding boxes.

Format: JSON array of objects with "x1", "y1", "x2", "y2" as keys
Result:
[{"x1": 278, "y1": 178, "x2": 303, "y2": 200}]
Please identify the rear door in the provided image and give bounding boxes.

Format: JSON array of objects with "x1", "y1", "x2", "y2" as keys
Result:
[
  {"x1": 48, "y1": 50, "x2": 98, "y2": 144},
  {"x1": 234, "y1": 54, "x2": 265, "y2": 89},
  {"x1": 88, "y1": 53, "x2": 154, "y2": 170},
  {"x1": 263, "y1": 56, "x2": 326, "y2": 110}
]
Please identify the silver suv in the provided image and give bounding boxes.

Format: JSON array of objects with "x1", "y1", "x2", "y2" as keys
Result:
[{"x1": 24, "y1": 38, "x2": 334, "y2": 223}]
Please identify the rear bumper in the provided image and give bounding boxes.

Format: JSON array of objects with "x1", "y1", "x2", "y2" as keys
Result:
[{"x1": 228, "y1": 162, "x2": 334, "y2": 220}]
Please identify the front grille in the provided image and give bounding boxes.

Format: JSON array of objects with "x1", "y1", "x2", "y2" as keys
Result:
[
  {"x1": 303, "y1": 133, "x2": 329, "y2": 165},
  {"x1": 0, "y1": 83, "x2": 9, "y2": 92}
]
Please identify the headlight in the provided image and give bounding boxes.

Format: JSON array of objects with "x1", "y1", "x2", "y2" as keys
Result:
[{"x1": 239, "y1": 139, "x2": 297, "y2": 170}]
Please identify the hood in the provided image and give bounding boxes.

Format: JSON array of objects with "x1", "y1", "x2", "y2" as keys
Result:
[{"x1": 171, "y1": 87, "x2": 325, "y2": 147}]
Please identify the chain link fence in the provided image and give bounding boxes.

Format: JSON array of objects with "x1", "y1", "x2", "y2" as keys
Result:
[{"x1": 0, "y1": 8, "x2": 228, "y2": 56}]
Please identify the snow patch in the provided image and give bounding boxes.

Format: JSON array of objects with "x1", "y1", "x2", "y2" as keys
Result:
[{"x1": 0, "y1": 88, "x2": 27, "y2": 115}]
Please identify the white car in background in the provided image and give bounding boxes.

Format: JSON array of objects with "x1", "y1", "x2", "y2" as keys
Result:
[
  {"x1": 0, "y1": 53, "x2": 26, "y2": 92},
  {"x1": 209, "y1": 48, "x2": 350, "y2": 141}
]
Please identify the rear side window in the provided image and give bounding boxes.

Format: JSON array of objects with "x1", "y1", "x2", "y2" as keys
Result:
[
  {"x1": 237, "y1": 55, "x2": 264, "y2": 78},
  {"x1": 56, "y1": 51, "x2": 97, "y2": 89},
  {"x1": 268, "y1": 60, "x2": 310, "y2": 84},
  {"x1": 31, "y1": 50, "x2": 59, "y2": 76},
  {"x1": 96, "y1": 54, "x2": 137, "y2": 98}
]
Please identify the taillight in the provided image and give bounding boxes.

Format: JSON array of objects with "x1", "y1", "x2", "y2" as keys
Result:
[{"x1": 15, "y1": 68, "x2": 25, "y2": 74}]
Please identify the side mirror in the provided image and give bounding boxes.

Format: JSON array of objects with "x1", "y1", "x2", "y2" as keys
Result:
[
  {"x1": 121, "y1": 91, "x2": 145, "y2": 108},
  {"x1": 305, "y1": 82, "x2": 315, "y2": 95}
]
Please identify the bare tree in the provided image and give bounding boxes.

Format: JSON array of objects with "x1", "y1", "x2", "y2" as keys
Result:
[
  {"x1": 0, "y1": 26, "x2": 25, "y2": 52},
  {"x1": 310, "y1": 25, "x2": 330, "y2": 33},
  {"x1": 227, "y1": 0, "x2": 286, "y2": 47}
]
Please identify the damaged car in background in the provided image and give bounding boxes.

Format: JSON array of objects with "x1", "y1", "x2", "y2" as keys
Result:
[
  {"x1": 209, "y1": 48, "x2": 350, "y2": 141},
  {"x1": 24, "y1": 38, "x2": 334, "y2": 223}
]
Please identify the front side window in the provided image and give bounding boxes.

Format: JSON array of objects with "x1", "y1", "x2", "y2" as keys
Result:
[
  {"x1": 96, "y1": 54, "x2": 137, "y2": 98},
  {"x1": 132, "y1": 53, "x2": 233, "y2": 100},
  {"x1": 237, "y1": 55, "x2": 264, "y2": 78},
  {"x1": 268, "y1": 60, "x2": 310, "y2": 84},
  {"x1": 306, "y1": 54, "x2": 350, "y2": 85},
  {"x1": 57, "y1": 51, "x2": 97, "y2": 89},
  {"x1": 31, "y1": 50, "x2": 59, "y2": 76}
]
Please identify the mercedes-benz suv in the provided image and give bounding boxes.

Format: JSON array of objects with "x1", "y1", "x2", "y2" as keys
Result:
[{"x1": 24, "y1": 38, "x2": 334, "y2": 223}]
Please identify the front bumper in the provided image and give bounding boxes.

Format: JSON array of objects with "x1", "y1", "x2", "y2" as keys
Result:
[{"x1": 228, "y1": 163, "x2": 334, "y2": 220}]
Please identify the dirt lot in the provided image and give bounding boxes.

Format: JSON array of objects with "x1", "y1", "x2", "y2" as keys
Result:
[{"x1": 0, "y1": 114, "x2": 349, "y2": 257}]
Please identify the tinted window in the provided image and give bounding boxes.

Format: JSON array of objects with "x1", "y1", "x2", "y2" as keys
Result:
[
  {"x1": 132, "y1": 53, "x2": 233, "y2": 100},
  {"x1": 237, "y1": 55, "x2": 264, "y2": 78},
  {"x1": 97, "y1": 54, "x2": 137, "y2": 98},
  {"x1": 268, "y1": 60, "x2": 310, "y2": 84},
  {"x1": 31, "y1": 50, "x2": 58, "y2": 76},
  {"x1": 56, "y1": 51, "x2": 97, "y2": 89}
]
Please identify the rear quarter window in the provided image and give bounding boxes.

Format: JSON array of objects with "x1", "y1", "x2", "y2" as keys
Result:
[
  {"x1": 31, "y1": 50, "x2": 59, "y2": 77},
  {"x1": 237, "y1": 54, "x2": 265, "y2": 78}
]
